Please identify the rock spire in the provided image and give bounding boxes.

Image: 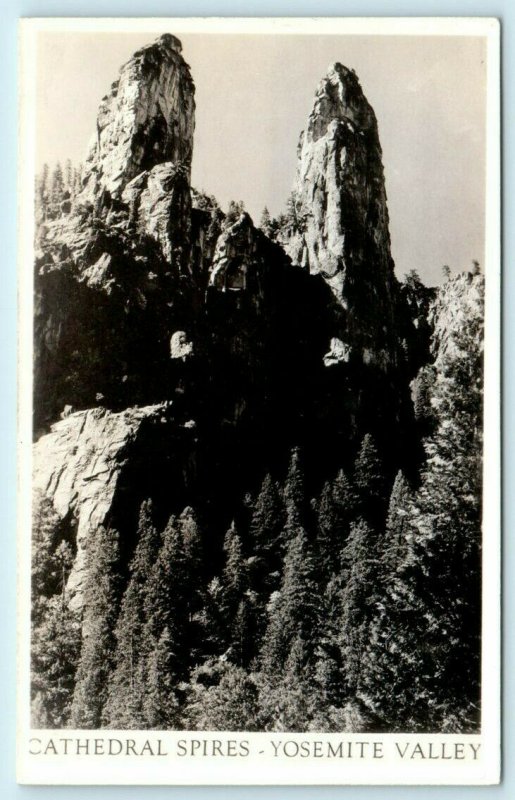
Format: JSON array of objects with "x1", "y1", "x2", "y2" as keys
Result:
[
  {"x1": 80, "y1": 34, "x2": 195, "y2": 205},
  {"x1": 286, "y1": 62, "x2": 398, "y2": 368}
]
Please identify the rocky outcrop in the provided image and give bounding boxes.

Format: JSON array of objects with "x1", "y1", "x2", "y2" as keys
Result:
[
  {"x1": 170, "y1": 330, "x2": 194, "y2": 359},
  {"x1": 33, "y1": 403, "x2": 172, "y2": 603},
  {"x1": 323, "y1": 337, "x2": 350, "y2": 367},
  {"x1": 80, "y1": 34, "x2": 195, "y2": 206},
  {"x1": 410, "y1": 271, "x2": 483, "y2": 432},
  {"x1": 410, "y1": 272, "x2": 485, "y2": 438},
  {"x1": 209, "y1": 212, "x2": 263, "y2": 292},
  {"x1": 429, "y1": 272, "x2": 484, "y2": 365},
  {"x1": 285, "y1": 63, "x2": 399, "y2": 370},
  {"x1": 122, "y1": 162, "x2": 192, "y2": 269},
  {"x1": 189, "y1": 190, "x2": 224, "y2": 282}
]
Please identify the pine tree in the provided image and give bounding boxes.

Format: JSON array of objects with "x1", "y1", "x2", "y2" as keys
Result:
[
  {"x1": 226, "y1": 200, "x2": 245, "y2": 224},
  {"x1": 70, "y1": 527, "x2": 121, "y2": 728},
  {"x1": 285, "y1": 192, "x2": 308, "y2": 234},
  {"x1": 315, "y1": 473, "x2": 356, "y2": 579},
  {"x1": 231, "y1": 596, "x2": 255, "y2": 668},
  {"x1": 280, "y1": 447, "x2": 307, "y2": 558},
  {"x1": 249, "y1": 474, "x2": 284, "y2": 557},
  {"x1": 353, "y1": 434, "x2": 385, "y2": 524},
  {"x1": 31, "y1": 496, "x2": 80, "y2": 726},
  {"x1": 178, "y1": 505, "x2": 205, "y2": 664},
  {"x1": 411, "y1": 364, "x2": 436, "y2": 427},
  {"x1": 313, "y1": 470, "x2": 358, "y2": 582},
  {"x1": 384, "y1": 471, "x2": 413, "y2": 572},
  {"x1": 219, "y1": 523, "x2": 258, "y2": 667},
  {"x1": 248, "y1": 474, "x2": 284, "y2": 601},
  {"x1": 404, "y1": 269, "x2": 422, "y2": 289},
  {"x1": 338, "y1": 518, "x2": 378, "y2": 697},
  {"x1": 64, "y1": 158, "x2": 73, "y2": 194},
  {"x1": 144, "y1": 627, "x2": 183, "y2": 729},
  {"x1": 103, "y1": 500, "x2": 160, "y2": 727},
  {"x1": 179, "y1": 505, "x2": 203, "y2": 584},
  {"x1": 285, "y1": 447, "x2": 304, "y2": 507},
  {"x1": 133, "y1": 500, "x2": 160, "y2": 576},
  {"x1": 332, "y1": 469, "x2": 358, "y2": 565},
  {"x1": 196, "y1": 577, "x2": 228, "y2": 659},
  {"x1": 260, "y1": 526, "x2": 321, "y2": 682},
  {"x1": 50, "y1": 162, "x2": 64, "y2": 217},
  {"x1": 103, "y1": 582, "x2": 145, "y2": 728},
  {"x1": 357, "y1": 472, "x2": 418, "y2": 729},
  {"x1": 261, "y1": 634, "x2": 318, "y2": 731},
  {"x1": 53, "y1": 541, "x2": 74, "y2": 610},
  {"x1": 35, "y1": 163, "x2": 49, "y2": 224},
  {"x1": 140, "y1": 512, "x2": 205, "y2": 727},
  {"x1": 332, "y1": 468, "x2": 357, "y2": 517},
  {"x1": 311, "y1": 572, "x2": 348, "y2": 723},
  {"x1": 222, "y1": 522, "x2": 246, "y2": 614},
  {"x1": 259, "y1": 206, "x2": 272, "y2": 234},
  {"x1": 315, "y1": 481, "x2": 337, "y2": 578},
  {"x1": 259, "y1": 206, "x2": 280, "y2": 239},
  {"x1": 31, "y1": 492, "x2": 61, "y2": 619},
  {"x1": 143, "y1": 516, "x2": 188, "y2": 644},
  {"x1": 31, "y1": 596, "x2": 81, "y2": 727}
]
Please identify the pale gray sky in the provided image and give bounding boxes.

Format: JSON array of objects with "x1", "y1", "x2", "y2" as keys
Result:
[{"x1": 35, "y1": 31, "x2": 487, "y2": 286}]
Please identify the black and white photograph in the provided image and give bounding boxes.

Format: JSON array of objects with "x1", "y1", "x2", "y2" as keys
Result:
[{"x1": 17, "y1": 17, "x2": 500, "y2": 785}]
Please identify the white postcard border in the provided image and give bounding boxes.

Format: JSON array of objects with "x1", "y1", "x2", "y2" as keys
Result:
[{"x1": 16, "y1": 16, "x2": 501, "y2": 786}]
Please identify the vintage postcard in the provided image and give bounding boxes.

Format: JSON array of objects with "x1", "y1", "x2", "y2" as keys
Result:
[{"x1": 17, "y1": 17, "x2": 500, "y2": 785}]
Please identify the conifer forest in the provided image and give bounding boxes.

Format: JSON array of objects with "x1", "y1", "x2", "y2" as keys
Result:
[{"x1": 31, "y1": 35, "x2": 484, "y2": 734}]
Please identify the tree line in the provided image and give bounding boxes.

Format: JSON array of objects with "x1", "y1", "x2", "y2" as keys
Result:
[{"x1": 35, "y1": 160, "x2": 83, "y2": 225}]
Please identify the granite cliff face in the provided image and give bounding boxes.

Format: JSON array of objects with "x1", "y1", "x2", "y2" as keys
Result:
[
  {"x1": 285, "y1": 63, "x2": 398, "y2": 371},
  {"x1": 121, "y1": 161, "x2": 192, "y2": 268},
  {"x1": 33, "y1": 37, "x2": 428, "y2": 605},
  {"x1": 33, "y1": 404, "x2": 173, "y2": 603}
]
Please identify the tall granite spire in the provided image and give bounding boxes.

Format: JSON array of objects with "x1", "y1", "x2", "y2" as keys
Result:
[
  {"x1": 81, "y1": 33, "x2": 195, "y2": 204},
  {"x1": 286, "y1": 62, "x2": 399, "y2": 370}
]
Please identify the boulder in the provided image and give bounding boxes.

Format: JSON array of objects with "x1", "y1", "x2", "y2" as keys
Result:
[{"x1": 170, "y1": 330, "x2": 194, "y2": 360}]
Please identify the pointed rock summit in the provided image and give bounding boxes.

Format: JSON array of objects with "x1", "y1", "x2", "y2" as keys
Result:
[
  {"x1": 81, "y1": 34, "x2": 195, "y2": 205},
  {"x1": 286, "y1": 62, "x2": 398, "y2": 368},
  {"x1": 306, "y1": 62, "x2": 378, "y2": 142}
]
